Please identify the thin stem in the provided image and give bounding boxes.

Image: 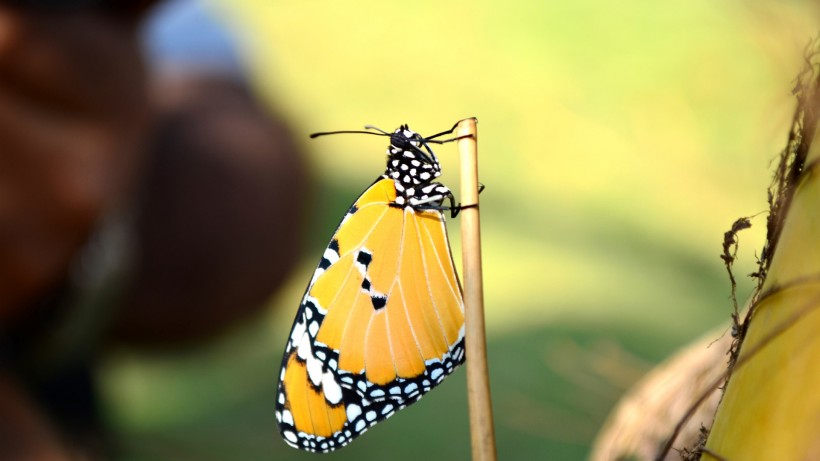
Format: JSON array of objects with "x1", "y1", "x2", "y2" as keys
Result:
[{"x1": 458, "y1": 117, "x2": 497, "y2": 461}]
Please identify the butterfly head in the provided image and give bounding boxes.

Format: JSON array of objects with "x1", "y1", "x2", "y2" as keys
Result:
[
  {"x1": 388, "y1": 125, "x2": 423, "y2": 150},
  {"x1": 385, "y1": 125, "x2": 442, "y2": 192}
]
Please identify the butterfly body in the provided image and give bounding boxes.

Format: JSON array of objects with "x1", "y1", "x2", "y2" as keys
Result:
[{"x1": 276, "y1": 124, "x2": 465, "y2": 452}]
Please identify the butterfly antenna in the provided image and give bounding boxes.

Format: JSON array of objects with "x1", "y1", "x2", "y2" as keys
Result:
[
  {"x1": 362, "y1": 125, "x2": 392, "y2": 135},
  {"x1": 310, "y1": 125, "x2": 391, "y2": 139}
]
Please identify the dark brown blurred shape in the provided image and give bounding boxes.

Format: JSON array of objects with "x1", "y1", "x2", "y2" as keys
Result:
[
  {"x1": 0, "y1": 374, "x2": 73, "y2": 461},
  {"x1": 0, "y1": 3, "x2": 308, "y2": 459},
  {"x1": 113, "y1": 75, "x2": 306, "y2": 345},
  {"x1": 0, "y1": 7, "x2": 148, "y2": 319}
]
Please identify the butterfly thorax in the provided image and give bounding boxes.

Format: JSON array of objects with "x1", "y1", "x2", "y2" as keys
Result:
[{"x1": 385, "y1": 125, "x2": 451, "y2": 209}]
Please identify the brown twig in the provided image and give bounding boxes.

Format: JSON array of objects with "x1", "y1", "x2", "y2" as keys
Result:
[{"x1": 720, "y1": 217, "x2": 752, "y2": 338}]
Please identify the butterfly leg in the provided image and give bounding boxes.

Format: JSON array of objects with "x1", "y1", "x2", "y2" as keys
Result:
[
  {"x1": 445, "y1": 184, "x2": 485, "y2": 218},
  {"x1": 413, "y1": 188, "x2": 484, "y2": 218},
  {"x1": 424, "y1": 118, "x2": 478, "y2": 143}
]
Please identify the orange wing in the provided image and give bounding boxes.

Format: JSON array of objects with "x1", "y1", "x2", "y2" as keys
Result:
[{"x1": 275, "y1": 177, "x2": 465, "y2": 452}]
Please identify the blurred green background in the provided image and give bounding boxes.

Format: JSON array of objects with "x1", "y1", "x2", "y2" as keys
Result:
[{"x1": 104, "y1": 1, "x2": 818, "y2": 460}]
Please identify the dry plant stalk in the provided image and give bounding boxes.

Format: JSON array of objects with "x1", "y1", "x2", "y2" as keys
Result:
[
  {"x1": 701, "y1": 41, "x2": 820, "y2": 460},
  {"x1": 457, "y1": 118, "x2": 497, "y2": 461}
]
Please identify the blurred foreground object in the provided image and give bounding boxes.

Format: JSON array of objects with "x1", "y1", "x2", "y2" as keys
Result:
[
  {"x1": 0, "y1": 6, "x2": 148, "y2": 318},
  {"x1": 0, "y1": 6, "x2": 151, "y2": 460},
  {"x1": 589, "y1": 329, "x2": 728, "y2": 461},
  {"x1": 0, "y1": 1, "x2": 307, "y2": 459},
  {"x1": 702, "y1": 44, "x2": 820, "y2": 460},
  {"x1": 114, "y1": 0, "x2": 307, "y2": 345},
  {"x1": 115, "y1": 75, "x2": 306, "y2": 344}
]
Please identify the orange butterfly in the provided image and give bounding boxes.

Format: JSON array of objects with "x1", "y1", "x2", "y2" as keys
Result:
[{"x1": 275, "y1": 123, "x2": 468, "y2": 452}]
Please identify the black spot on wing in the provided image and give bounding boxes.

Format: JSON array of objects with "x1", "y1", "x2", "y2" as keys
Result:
[
  {"x1": 356, "y1": 250, "x2": 372, "y2": 268},
  {"x1": 319, "y1": 238, "x2": 341, "y2": 270},
  {"x1": 329, "y1": 238, "x2": 340, "y2": 253},
  {"x1": 371, "y1": 295, "x2": 387, "y2": 310}
]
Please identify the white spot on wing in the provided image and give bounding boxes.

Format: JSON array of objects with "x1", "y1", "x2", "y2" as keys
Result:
[
  {"x1": 431, "y1": 368, "x2": 444, "y2": 381},
  {"x1": 355, "y1": 419, "x2": 366, "y2": 432},
  {"x1": 290, "y1": 320, "x2": 306, "y2": 346},
  {"x1": 323, "y1": 247, "x2": 339, "y2": 265},
  {"x1": 346, "y1": 403, "x2": 362, "y2": 421},
  {"x1": 307, "y1": 354, "x2": 323, "y2": 386},
  {"x1": 322, "y1": 372, "x2": 342, "y2": 405},
  {"x1": 297, "y1": 333, "x2": 311, "y2": 361},
  {"x1": 310, "y1": 268, "x2": 325, "y2": 285}
]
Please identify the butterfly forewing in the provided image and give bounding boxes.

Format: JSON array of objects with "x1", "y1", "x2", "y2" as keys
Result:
[{"x1": 276, "y1": 174, "x2": 465, "y2": 453}]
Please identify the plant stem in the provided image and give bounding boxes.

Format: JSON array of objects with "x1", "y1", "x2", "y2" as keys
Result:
[{"x1": 457, "y1": 117, "x2": 497, "y2": 461}]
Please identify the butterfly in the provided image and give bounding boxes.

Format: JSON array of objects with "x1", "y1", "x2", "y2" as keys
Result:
[{"x1": 275, "y1": 123, "x2": 470, "y2": 452}]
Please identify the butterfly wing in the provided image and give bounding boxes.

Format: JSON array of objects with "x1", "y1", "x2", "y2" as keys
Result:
[{"x1": 276, "y1": 177, "x2": 465, "y2": 452}]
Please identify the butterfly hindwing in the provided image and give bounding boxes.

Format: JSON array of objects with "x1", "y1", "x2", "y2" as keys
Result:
[{"x1": 276, "y1": 174, "x2": 465, "y2": 453}]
